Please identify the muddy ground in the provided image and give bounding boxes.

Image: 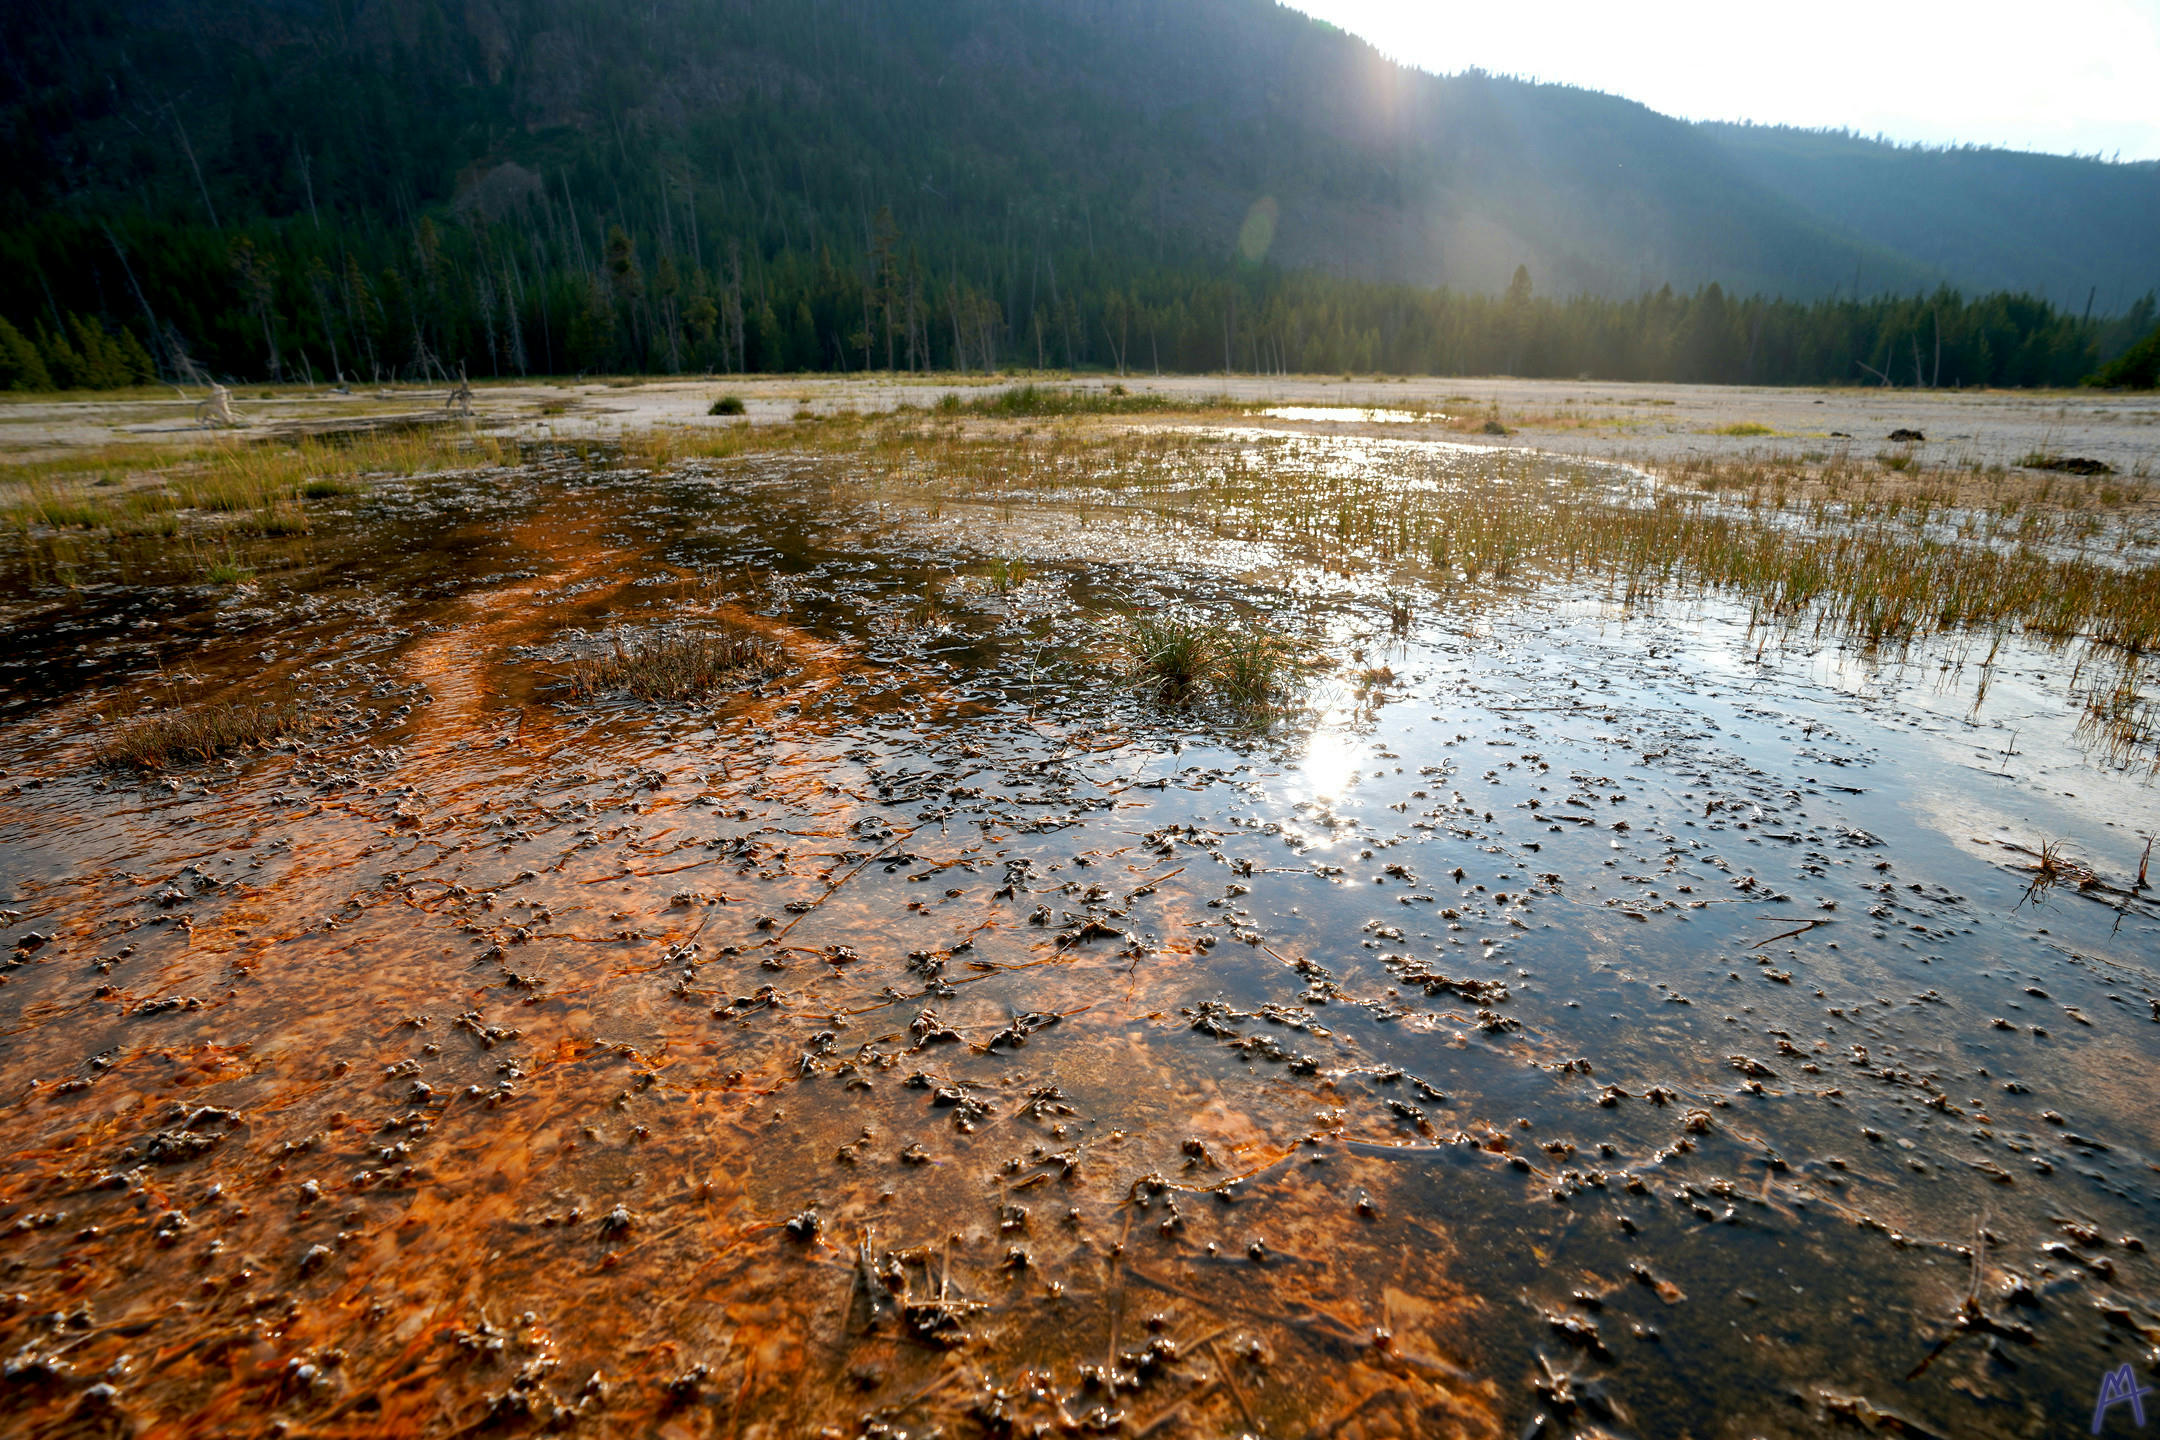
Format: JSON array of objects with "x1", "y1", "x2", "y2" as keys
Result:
[{"x1": 1, "y1": 401, "x2": 2158, "y2": 1439}]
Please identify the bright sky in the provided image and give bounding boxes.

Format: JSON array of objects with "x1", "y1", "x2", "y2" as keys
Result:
[{"x1": 1280, "y1": 0, "x2": 2160, "y2": 162}]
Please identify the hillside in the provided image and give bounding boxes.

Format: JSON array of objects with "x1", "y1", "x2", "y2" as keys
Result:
[
  {"x1": 1700, "y1": 123, "x2": 2160, "y2": 308},
  {"x1": 1, "y1": 0, "x2": 2153, "y2": 383}
]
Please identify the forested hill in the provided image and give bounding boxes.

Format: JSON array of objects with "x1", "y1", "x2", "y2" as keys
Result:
[
  {"x1": 1699, "y1": 124, "x2": 2160, "y2": 308},
  {"x1": 2, "y1": 0, "x2": 2155, "y2": 387}
]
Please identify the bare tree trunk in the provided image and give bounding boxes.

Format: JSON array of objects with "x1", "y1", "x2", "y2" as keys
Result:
[
  {"x1": 104, "y1": 226, "x2": 171, "y2": 380},
  {"x1": 296, "y1": 142, "x2": 320, "y2": 230},
  {"x1": 167, "y1": 104, "x2": 219, "y2": 229},
  {"x1": 309, "y1": 268, "x2": 342, "y2": 380},
  {"x1": 948, "y1": 283, "x2": 968, "y2": 372}
]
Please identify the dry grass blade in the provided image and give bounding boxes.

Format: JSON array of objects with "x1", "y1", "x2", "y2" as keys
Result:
[
  {"x1": 97, "y1": 701, "x2": 302, "y2": 771},
  {"x1": 2021, "y1": 838, "x2": 2099, "y2": 905},
  {"x1": 566, "y1": 625, "x2": 782, "y2": 703}
]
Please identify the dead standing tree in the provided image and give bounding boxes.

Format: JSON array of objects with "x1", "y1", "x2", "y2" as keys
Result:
[{"x1": 196, "y1": 383, "x2": 240, "y2": 428}]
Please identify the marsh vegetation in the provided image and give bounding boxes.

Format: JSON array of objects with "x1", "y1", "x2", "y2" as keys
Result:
[
  {"x1": 563, "y1": 623, "x2": 782, "y2": 703},
  {"x1": 95, "y1": 699, "x2": 305, "y2": 770},
  {"x1": 0, "y1": 427, "x2": 519, "y2": 539}
]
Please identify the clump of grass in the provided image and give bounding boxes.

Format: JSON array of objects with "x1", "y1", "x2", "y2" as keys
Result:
[
  {"x1": 2017, "y1": 452, "x2": 2114, "y2": 476},
  {"x1": 2078, "y1": 669, "x2": 2159, "y2": 772},
  {"x1": 566, "y1": 625, "x2": 781, "y2": 703},
  {"x1": 960, "y1": 384, "x2": 1225, "y2": 418},
  {"x1": 1119, "y1": 611, "x2": 1307, "y2": 719},
  {"x1": 1124, "y1": 612, "x2": 1222, "y2": 697},
  {"x1": 2021, "y1": 837, "x2": 2100, "y2": 904},
  {"x1": 251, "y1": 501, "x2": 310, "y2": 537},
  {"x1": 987, "y1": 556, "x2": 1029, "y2": 593},
  {"x1": 709, "y1": 395, "x2": 747, "y2": 417},
  {"x1": 1209, "y1": 629, "x2": 1306, "y2": 716},
  {"x1": 97, "y1": 701, "x2": 300, "y2": 771},
  {"x1": 620, "y1": 427, "x2": 689, "y2": 470},
  {"x1": 202, "y1": 554, "x2": 254, "y2": 585},
  {"x1": 1714, "y1": 423, "x2": 1775, "y2": 437}
]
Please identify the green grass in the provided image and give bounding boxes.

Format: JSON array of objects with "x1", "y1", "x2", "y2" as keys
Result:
[
  {"x1": 1117, "y1": 610, "x2": 1308, "y2": 720},
  {"x1": 709, "y1": 395, "x2": 747, "y2": 416},
  {"x1": 202, "y1": 554, "x2": 254, "y2": 585},
  {"x1": 986, "y1": 555, "x2": 1029, "y2": 593},
  {"x1": 1714, "y1": 423, "x2": 1776, "y2": 437}
]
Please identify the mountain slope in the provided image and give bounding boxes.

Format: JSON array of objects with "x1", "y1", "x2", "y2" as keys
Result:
[
  {"x1": 9, "y1": 0, "x2": 2130, "y2": 299},
  {"x1": 1700, "y1": 123, "x2": 2160, "y2": 307},
  {"x1": 0, "y1": 0, "x2": 2150, "y2": 385}
]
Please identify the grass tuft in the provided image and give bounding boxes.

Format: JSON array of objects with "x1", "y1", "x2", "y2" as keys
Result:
[
  {"x1": 98, "y1": 702, "x2": 301, "y2": 771},
  {"x1": 566, "y1": 625, "x2": 782, "y2": 703},
  {"x1": 1119, "y1": 611, "x2": 1307, "y2": 720},
  {"x1": 202, "y1": 554, "x2": 254, "y2": 585}
]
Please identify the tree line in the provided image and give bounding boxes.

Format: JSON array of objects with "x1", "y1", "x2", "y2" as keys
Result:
[{"x1": 2, "y1": 202, "x2": 2150, "y2": 392}]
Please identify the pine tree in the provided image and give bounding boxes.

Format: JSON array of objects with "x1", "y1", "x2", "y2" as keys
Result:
[
  {"x1": 35, "y1": 321, "x2": 86, "y2": 390},
  {"x1": 0, "y1": 316, "x2": 52, "y2": 390}
]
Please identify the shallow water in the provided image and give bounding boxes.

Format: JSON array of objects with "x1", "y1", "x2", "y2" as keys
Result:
[
  {"x1": 1258, "y1": 407, "x2": 1442, "y2": 427},
  {"x1": 1, "y1": 443, "x2": 2156, "y2": 1439}
]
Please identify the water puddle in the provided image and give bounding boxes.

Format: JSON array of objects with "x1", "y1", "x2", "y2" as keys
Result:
[{"x1": 1259, "y1": 407, "x2": 1443, "y2": 426}]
